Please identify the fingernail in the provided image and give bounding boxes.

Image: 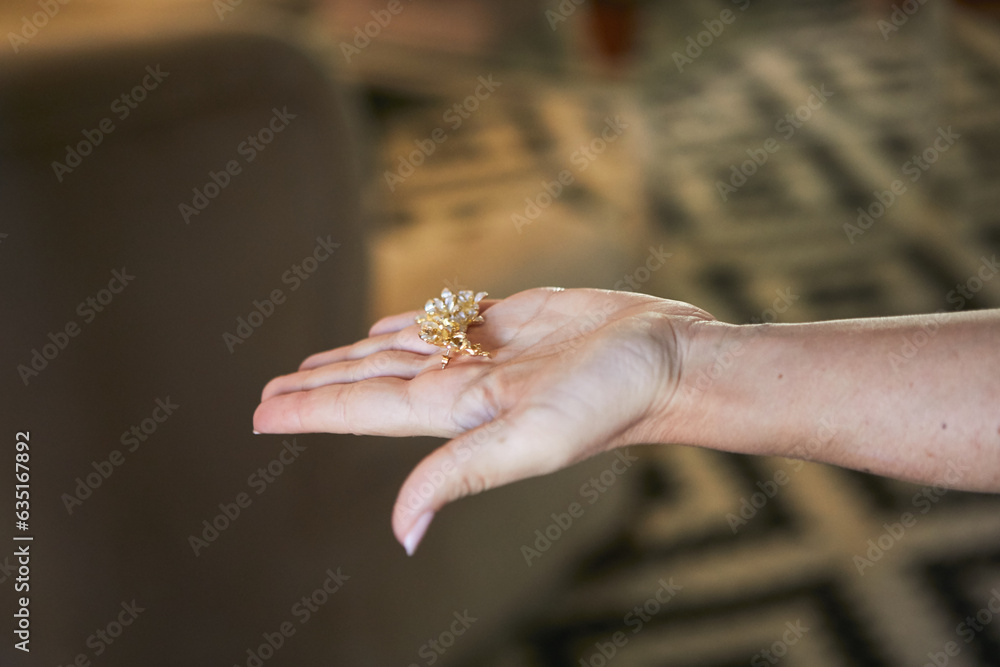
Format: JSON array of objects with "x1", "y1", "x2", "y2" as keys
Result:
[
  {"x1": 253, "y1": 430, "x2": 261, "y2": 435},
  {"x1": 403, "y1": 511, "x2": 434, "y2": 556}
]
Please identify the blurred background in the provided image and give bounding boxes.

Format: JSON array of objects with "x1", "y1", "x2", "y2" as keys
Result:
[{"x1": 1, "y1": 0, "x2": 1000, "y2": 665}]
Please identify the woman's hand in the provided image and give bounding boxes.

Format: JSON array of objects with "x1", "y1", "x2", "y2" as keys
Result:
[
  {"x1": 254, "y1": 285, "x2": 1000, "y2": 552},
  {"x1": 253, "y1": 287, "x2": 715, "y2": 554}
]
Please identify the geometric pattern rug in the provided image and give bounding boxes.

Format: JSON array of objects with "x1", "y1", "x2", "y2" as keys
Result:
[{"x1": 364, "y1": 2, "x2": 1000, "y2": 665}]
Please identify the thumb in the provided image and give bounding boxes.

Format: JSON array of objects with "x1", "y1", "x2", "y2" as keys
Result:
[{"x1": 392, "y1": 402, "x2": 601, "y2": 555}]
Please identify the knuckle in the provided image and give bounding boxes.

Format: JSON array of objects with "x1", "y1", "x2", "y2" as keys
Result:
[
  {"x1": 299, "y1": 389, "x2": 330, "y2": 430},
  {"x1": 392, "y1": 326, "x2": 412, "y2": 347},
  {"x1": 299, "y1": 351, "x2": 323, "y2": 370},
  {"x1": 261, "y1": 377, "x2": 282, "y2": 400},
  {"x1": 453, "y1": 471, "x2": 491, "y2": 501}
]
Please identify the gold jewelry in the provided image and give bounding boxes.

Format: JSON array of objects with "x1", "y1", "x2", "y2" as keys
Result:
[{"x1": 416, "y1": 288, "x2": 491, "y2": 369}]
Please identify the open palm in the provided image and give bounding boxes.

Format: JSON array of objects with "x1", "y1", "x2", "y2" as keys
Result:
[{"x1": 254, "y1": 287, "x2": 714, "y2": 552}]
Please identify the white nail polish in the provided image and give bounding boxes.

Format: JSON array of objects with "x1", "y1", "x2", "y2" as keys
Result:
[{"x1": 403, "y1": 511, "x2": 435, "y2": 556}]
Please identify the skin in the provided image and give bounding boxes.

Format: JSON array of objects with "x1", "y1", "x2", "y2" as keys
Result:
[{"x1": 253, "y1": 287, "x2": 1000, "y2": 554}]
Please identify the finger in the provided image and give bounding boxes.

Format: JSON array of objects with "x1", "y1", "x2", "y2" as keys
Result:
[
  {"x1": 368, "y1": 310, "x2": 423, "y2": 337},
  {"x1": 262, "y1": 350, "x2": 438, "y2": 402},
  {"x1": 477, "y1": 298, "x2": 500, "y2": 313},
  {"x1": 253, "y1": 371, "x2": 471, "y2": 438},
  {"x1": 392, "y1": 401, "x2": 599, "y2": 555},
  {"x1": 298, "y1": 327, "x2": 439, "y2": 371}
]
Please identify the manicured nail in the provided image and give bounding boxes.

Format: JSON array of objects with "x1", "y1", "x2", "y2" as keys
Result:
[
  {"x1": 403, "y1": 511, "x2": 434, "y2": 556},
  {"x1": 253, "y1": 430, "x2": 261, "y2": 435}
]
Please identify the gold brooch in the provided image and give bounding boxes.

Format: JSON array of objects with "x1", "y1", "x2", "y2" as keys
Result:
[{"x1": 416, "y1": 288, "x2": 491, "y2": 369}]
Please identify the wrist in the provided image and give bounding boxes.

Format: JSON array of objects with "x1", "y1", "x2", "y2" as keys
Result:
[{"x1": 655, "y1": 319, "x2": 801, "y2": 458}]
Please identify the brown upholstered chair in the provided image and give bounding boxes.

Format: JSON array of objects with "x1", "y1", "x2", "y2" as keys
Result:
[{"x1": 0, "y1": 8, "x2": 632, "y2": 665}]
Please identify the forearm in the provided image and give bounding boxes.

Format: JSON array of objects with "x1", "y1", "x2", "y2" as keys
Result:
[{"x1": 670, "y1": 310, "x2": 1000, "y2": 491}]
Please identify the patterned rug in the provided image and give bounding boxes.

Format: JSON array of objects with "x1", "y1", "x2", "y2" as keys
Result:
[{"x1": 362, "y1": 2, "x2": 1000, "y2": 665}]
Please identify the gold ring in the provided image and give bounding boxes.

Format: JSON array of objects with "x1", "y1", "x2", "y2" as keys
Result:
[{"x1": 416, "y1": 288, "x2": 491, "y2": 369}]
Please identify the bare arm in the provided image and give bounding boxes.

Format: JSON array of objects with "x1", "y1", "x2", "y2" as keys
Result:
[
  {"x1": 672, "y1": 310, "x2": 1000, "y2": 491},
  {"x1": 253, "y1": 288, "x2": 1000, "y2": 554}
]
